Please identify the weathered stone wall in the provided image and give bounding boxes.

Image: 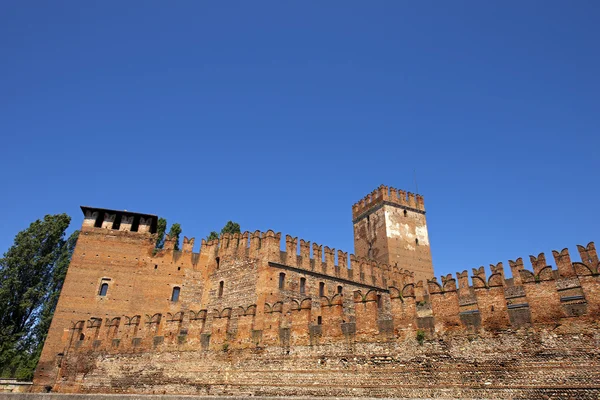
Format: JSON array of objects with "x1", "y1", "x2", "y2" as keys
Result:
[{"x1": 45, "y1": 328, "x2": 600, "y2": 399}]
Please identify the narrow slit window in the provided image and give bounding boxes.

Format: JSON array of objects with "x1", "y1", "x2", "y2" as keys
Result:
[
  {"x1": 337, "y1": 285, "x2": 343, "y2": 295},
  {"x1": 99, "y1": 283, "x2": 109, "y2": 297},
  {"x1": 319, "y1": 282, "x2": 325, "y2": 297},
  {"x1": 279, "y1": 272, "x2": 285, "y2": 290},
  {"x1": 171, "y1": 287, "x2": 180, "y2": 302},
  {"x1": 415, "y1": 238, "x2": 419, "y2": 246},
  {"x1": 218, "y1": 281, "x2": 224, "y2": 298},
  {"x1": 403, "y1": 209, "x2": 407, "y2": 217},
  {"x1": 317, "y1": 316, "x2": 322, "y2": 325},
  {"x1": 215, "y1": 257, "x2": 220, "y2": 269},
  {"x1": 300, "y1": 277, "x2": 306, "y2": 295}
]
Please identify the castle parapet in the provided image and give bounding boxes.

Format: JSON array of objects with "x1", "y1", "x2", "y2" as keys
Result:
[
  {"x1": 80, "y1": 206, "x2": 158, "y2": 234},
  {"x1": 352, "y1": 185, "x2": 425, "y2": 221}
]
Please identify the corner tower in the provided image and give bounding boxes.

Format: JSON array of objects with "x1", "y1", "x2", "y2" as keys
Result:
[{"x1": 352, "y1": 185, "x2": 434, "y2": 283}]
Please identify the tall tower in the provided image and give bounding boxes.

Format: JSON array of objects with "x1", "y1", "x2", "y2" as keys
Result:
[{"x1": 352, "y1": 185, "x2": 434, "y2": 283}]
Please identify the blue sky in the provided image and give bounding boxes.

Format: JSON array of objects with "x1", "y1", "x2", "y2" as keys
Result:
[{"x1": 1, "y1": 1, "x2": 598, "y2": 279}]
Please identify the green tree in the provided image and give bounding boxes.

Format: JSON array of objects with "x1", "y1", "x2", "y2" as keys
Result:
[
  {"x1": 221, "y1": 221, "x2": 241, "y2": 235},
  {"x1": 0, "y1": 214, "x2": 73, "y2": 379},
  {"x1": 24, "y1": 230, "x2": 80, "y2": 378},
  {"x1": 168, "y1": 223, "x2": 182, "y2": 251},
  {"x1": 206, "y1": 231, "x2": 219, "y2": 242},
  {"x1": 205, "y1": 221, "x2": 241, "y2": 242},
  {"x1": 155, "y1": 217, "x2": 167, "y2": 249}
]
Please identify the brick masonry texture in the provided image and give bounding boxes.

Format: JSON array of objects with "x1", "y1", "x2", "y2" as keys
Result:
[{"x1": 29, "y1": 187, "x2": 600, "y2": 399}]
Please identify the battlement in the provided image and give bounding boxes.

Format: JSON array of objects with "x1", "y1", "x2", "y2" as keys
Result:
[
  {"x1": 57, "y1": 241, "x2": 599, "y2": 359},
  {"x1": 352, "y1": 184, "x2": 425, "y2": 221},
  {"x1": 156, "y1": 228, "x2": 414, "y2": 290},
  {"x1": 80, "y1": 206, "x2": 158, "y2": 234}
]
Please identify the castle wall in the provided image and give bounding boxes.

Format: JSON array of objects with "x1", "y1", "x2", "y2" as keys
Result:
[{"x1": 33, "y1": 206, "x2": 600, "y2": 399}]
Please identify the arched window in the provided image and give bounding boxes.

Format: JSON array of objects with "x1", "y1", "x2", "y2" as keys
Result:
[
  {"x1": 415, "y1": 238, "x2": 419, "y2": 246},
  {"x1": 279, "y1": 272, "x2": 285, "y2": 289},
  {"x1": 337, "y1": 285, "x2": 343, "y2": 295},
  {"x1": 403, "y1": 209, "x2": 407, "y2": 217},
  {"x1": 171, "y1": 286, "x2": 180, "y2": 302},
  {"x1": 218, "y1": 281, "x2": 224, "y2": 298},
  {"x1": 99, "y1": 283, "x2": 109, "y2": 296},
  {"x1": 300, "y1": 277, "x2": 306, "y2": 295}
]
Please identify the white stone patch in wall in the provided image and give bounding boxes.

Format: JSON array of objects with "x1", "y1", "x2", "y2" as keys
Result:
[
  {"x1": 415, "y1": 225, "x2": 430, "y2": 246},
  {"x1": 384, "y1": 208, "x2": 430, "y2": 250}
]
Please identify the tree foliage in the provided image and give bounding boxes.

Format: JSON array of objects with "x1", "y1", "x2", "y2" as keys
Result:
[
  {"x1": 206, "y1": 231, "x2": 219, "y2": 242},
  {"x1": 0, "y1": 214, "x2": 77, "y2": 380},
  {"x1": 221, "y1": 221, "x2": 241, "y2": 235},
  {"x1": 205, "y1": 221, "x2": 241, "y2": 242},
  {"x1": 155, "y1": 217, "x2": 167, "y2": 249},
  {"x1": 168, "y1": 223, "x2": 182, "y2": 251}
]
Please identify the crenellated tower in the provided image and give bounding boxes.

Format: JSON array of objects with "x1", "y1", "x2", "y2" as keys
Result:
[{"x1": 352, "y1": 185, "x2": 434, "y2": 283}]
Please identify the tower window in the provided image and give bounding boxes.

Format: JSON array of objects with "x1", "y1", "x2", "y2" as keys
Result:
[
  {"x1": 79, "y1": 333, "x2": 85, "y2": 341},
  {"x1": 99, "y1": 283, "x2": 109, "y2": 297},
  {"x1": 218, "y1": 281, "x2": 224, "y2": 298},
  {"x1": 415, "y1": 238, "x2": 419, "y2": 245},
  {"x1": 319, "y1": 282, "x2": 325, "y2": 297},
  {"x1": 215, "y1": 257, "x2": 220, "y2": 269},
  {"x1": 171, "y1": 287, "x2": 180, "y2": 302},
  {"x1": 403, "y1": 210, "x2": 407, "y2": 217},
  {"x1": 317, "y1": 316, "x2": 322, "y2": 325},
  {"x1": 279, "y1": 272, "x2": 285, "y2": 289},
  {"x1": 337, "y1": 285, "x2": 343, "y2": 295},
  {"x1": 300, "y1": 277, "x2": 306, "y2": 295}
]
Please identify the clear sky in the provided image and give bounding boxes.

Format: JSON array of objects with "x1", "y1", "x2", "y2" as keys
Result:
[{"x1": 1, "y1": 1, "x2": 598, "y2": 279}]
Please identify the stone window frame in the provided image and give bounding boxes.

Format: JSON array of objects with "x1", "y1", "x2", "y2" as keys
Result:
[{"x1": 97, "y1": 277, "x2": 112, "y2": 298}]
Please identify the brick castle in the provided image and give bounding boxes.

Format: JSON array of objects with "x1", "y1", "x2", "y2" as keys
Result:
[{"x1": 33, "y1": 185, "x2": 600, "y2": 399}]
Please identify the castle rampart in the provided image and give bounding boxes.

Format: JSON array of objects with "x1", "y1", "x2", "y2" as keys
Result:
[{"x1": 31, "y1": 204, "x2": 600, "y2": 398}]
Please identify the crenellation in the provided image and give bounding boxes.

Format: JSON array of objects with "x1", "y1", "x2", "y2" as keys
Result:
[
  {"x1": 529, "y1": 252, "x2": 548, "y2": 276},
  {"x1": 553, "y1": 248, "x2": 575, "y2": 277},
  {"x1": 577, "y1": 242, "x2": 599, "y2": 269},
  {"x1": 471, "y1": 266, "x2": 487, "y2": 288},
  {"x1": 488, "y1": 262, "x2": 505, "y2": 287},
  {"x1": 163, "y1": 234, "x2": 176, "y2": 251},
  {"x1": 249, "y1": 230, "x2": 261, "y2": 257},
  {"x1": 312, "y1": 243, "x2": 323, "y2": 271},
  {"x1": 456, "y1": 270, "x2": 470, "y2": 295},
  {"x1": 441, "y1": 273, "x2": 456, "y2": 292},
  {"x1": 508, "y1": 257, "x2": 524, "y2": 286},
  {"x1": 285, "y1": 235, "x2": 298, "y2": 266},
  {"x1": 299, "y1": 239, "x2": 310, "y2": 269},
  {"x1": 323, "y1": 246, "x2": 335, "y2": 274},
  {"x1": 181, "y1": 236, "x2": 194, "y2": 253}
]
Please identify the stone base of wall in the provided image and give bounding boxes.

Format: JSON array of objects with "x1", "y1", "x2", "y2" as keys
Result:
[
  {"x1": 1, "y1": 391, "x2": 599, "y2": 400},
  {"x1": 30, "y1": 327, "x2": 600, "y2": 400}
]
